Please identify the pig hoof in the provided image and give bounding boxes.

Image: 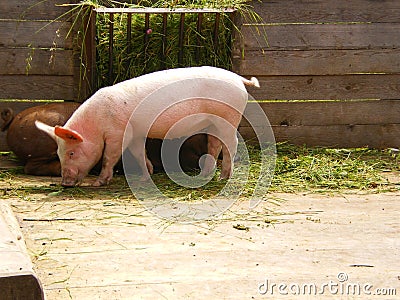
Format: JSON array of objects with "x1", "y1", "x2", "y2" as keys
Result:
[
  {"x1": 199, "y1": 168, "x2": 212, "y2": 177},
  {"x1": 219, "y1": 170, "x2": 231, "y2": 180},
  {"x1": 200, "y1": 171, "x2": 215, "y2": 179},
  {"x1": 139, "y1": 175, "x2": 151, "y2": 182},
  {"x1": 146, "y1": 161, "x2": 154, "y2": 175},
  {"x1": 92, "y1": 181, "x2": 102, "y2": 187},
  {"x1": 93, "y1": 179, "x2": 108, "y2": 186}
]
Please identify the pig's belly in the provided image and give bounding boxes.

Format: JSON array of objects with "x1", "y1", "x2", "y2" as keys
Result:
[{"x1": 147, "y1": 113, "x2": 213, "y2": 139}]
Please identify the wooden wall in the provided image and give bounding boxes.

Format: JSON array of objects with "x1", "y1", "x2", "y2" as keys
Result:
[
  {"x1": 235, "y1": 0, "x2": 400, "y2": 148},
  {"x1": 1, "y1": 0, "x2": 400, "y2": 151},
  {"x1": 0, "y1": 0, "x2": 79, "y2": 100},
  {"x1": 0, "y1": 0, "x2": 83, "y2": 151}
]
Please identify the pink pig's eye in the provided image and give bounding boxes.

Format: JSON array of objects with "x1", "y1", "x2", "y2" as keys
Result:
[{"x1": 69, "y1": 152, "x2": 74, "y2": 158}]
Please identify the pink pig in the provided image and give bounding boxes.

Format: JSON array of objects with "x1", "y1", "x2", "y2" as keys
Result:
[{"x1": 35, "y1": 66, "x2": 259, "y2": 187}]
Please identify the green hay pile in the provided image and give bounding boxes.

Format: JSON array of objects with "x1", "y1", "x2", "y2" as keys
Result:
[
  {"x1": 71, "y1": 0, "x2": 259, "y2": 88},
  {"x1": 95, "y1": 11, "x2": 233, "y2": 86}
]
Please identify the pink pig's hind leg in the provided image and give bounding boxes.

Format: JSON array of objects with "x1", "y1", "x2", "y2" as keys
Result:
[
  {"x1": 201, "y1": 129, "x2": 237, "y2": 180},
  {"x1": 219, "y1": 133, "x2": 237, "y2": 179},
  {"x1": 200, "y1": 135, "x2": 221, "y2": 177}
]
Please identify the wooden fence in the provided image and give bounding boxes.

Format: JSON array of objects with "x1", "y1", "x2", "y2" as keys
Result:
[
  {"x1": 235, "y1": 0, "x2": 400, "y2": 148},
  {"x1": 1, "y1": 0, "x2": 400, "y2": 151},
  {"x1": 0, "y1": 0, "x2": 83, "y2": 150},
  {"x1": 0, "y1": 0, "x2": 79, "y2": 101}
]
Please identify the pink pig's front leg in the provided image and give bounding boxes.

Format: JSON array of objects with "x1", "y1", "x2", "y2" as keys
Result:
[
  {"x1": 127, "y1": 137, "x2": 154, "y2": 182},
  {"x1": 93, "y1": 138, "x2": 123, "y2": 186}
]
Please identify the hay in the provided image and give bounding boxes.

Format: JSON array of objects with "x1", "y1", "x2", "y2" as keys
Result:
[{"x1": 66, "y1": 0, "x2": 263, "y2": 89}]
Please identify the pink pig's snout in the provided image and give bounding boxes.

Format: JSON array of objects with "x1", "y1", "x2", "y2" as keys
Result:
[{"x1": 61, "y1": 168, "x2": 81, "y2": 187}]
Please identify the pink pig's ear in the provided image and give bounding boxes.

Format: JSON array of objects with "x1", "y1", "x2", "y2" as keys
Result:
[
  {"x1": 35, "y1": 120, "x2": 57, "y2": 141},
  {"x1": 54, "y1": 126, "x2": 83, "y2": 143},
  {"x1": 35, "y1": 121, "x2": 83, "y2": 144}
]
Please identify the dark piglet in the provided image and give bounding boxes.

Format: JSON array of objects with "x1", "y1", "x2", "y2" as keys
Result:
[{"x1": 1, "y1": 103, "x2": 80, "y2": 175}]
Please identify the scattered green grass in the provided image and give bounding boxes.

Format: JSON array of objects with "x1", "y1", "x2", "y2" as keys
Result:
[
  {"x1": 1, "y1": 144, "x2": 399, "y2": 201},
  {"x1": 271, "y1": 143, "x2": 400, "y2": 192},
  {"x1": 148, "y1": 143, "x2": 400, "y2": 198}
]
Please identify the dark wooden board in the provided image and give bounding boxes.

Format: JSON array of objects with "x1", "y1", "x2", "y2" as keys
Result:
[
  {"x1": 243, "y1": 74, "x2": 400, "y2": 101},
  {"x1": 240, "y1": 100, "x2": 400, "y2": 127},
  {"x1": 239, "y1": 124, "x2": 400, "y2": 149},
  {"x1": 236, "y1": 49, "x2": 400, "y2": 76},
  {"x1": 0, "y1": 275, "x2": 44, "y2": 300},
  {"x1": 0, "y1": 0, "x2": 76, "y2": 20},
  {"x1": 238, "y1": 100, "x2": 400, "y2": 148},
  {"x1": 0, "y1": 101, "x2": 55, "y2": 115},
  {"x1": 249, "y1": 0, "x2": 400, "y2": 23},
  {"x1": 0, "y1": 48, "x2": 74, "y2": 76},
  {"x1": 0, "y1": 20, "x2": 73, "y2": 49},
  {"x1": 241, "y1": 23, "x2": 400, "y2": 50},
  {"x1": 0, "y1": 75, "x2": 75, "y2": 100}
]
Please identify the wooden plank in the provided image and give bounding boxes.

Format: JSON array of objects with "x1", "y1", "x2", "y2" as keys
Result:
[
  {"x1": 0, "y1": 0, "x2": 75, "y2": 20},
  {"x1": 239, "y1": 123, "x2": 400, "y2": 149},
  {"x1": 4, "y1": 100, "x2": 397, "y2": 150},
  {"x1": 239, "y1": 100, "x2": 400, "y2": 148},
  {"x1": 242, "y1": 23, "x2": 400, "y2": 50},
  {"x1": 96, "y1": 7, "x2": 236, "y2": 13},
  {"x1": 0, "y1": 101, "x2": 53, "y2": 114},
  {"x1": 0, "y1": 75, "x2": 75, "y2": 100},
  {"x1": 244, "y1": 74, "x2": 400, "y2": 101},
  {"x1": 0, "y1": 48, "x2": 74, "y2": 76},
  {"x1": 0, "y1": 201, "x2": 44, "y2": 300},
  {"x1": 0, "y1": 275, "x2": 44, "y2": 300},
  {"x1": 249, "y1": 0, "x2": 400, "y2": 24},
  {"x1": 241, "y1": 100, "x2": 400, "y2": 127},
  {"x1": 0, "y1": 20, "x2": 73, "y2": 49},
  {"x1": 236, "y1": 49, "x2": 400, "y2": 76}
]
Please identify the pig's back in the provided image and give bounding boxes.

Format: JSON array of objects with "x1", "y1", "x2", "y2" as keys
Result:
[
  {"x1": 118, "y1": 66, "x2": 247, "y2": 96},
  {"x1": 69, "y1": 67, "x2": 248, "y2": 132}
]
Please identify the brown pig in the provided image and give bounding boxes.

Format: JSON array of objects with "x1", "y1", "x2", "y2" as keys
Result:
[{"x1": 1, "y1": 102, "x2": 80, "y2": 175}]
